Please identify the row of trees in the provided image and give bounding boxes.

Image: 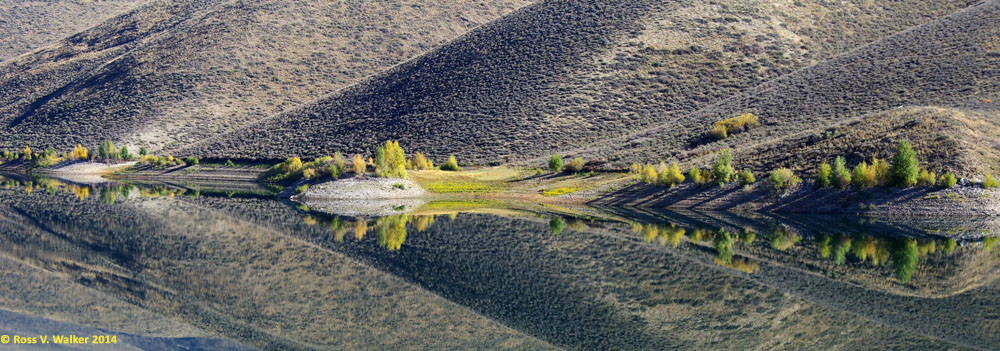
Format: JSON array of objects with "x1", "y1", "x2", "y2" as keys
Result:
[
  {"x1": 629, "y1": 139, "x2": 995, "y2": 193},
  {"x1": 264, "y1": 141, "x2": 464, "y2": 182},
  {"x1": 0, "y1": 142, "x2": 148, "y2": 167},
  {"x1": 815, "y1": 141, "x2": 960, "y2": 190}
]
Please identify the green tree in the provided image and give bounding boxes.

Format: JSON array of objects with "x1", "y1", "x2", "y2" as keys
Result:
[
  {"x1": 139, "y1": 146, "x2": 147, "y2": 156},
  {"x1": 890, "y1": 140, "x2": 919, "y2": 187},
  {"x1": 548, "y1": 154, "x2": 563, "y2": 172},
  {"x1": 832, "y1": 156, "x2": 851, "y2": 189},
  {"x1": 549, "y1": 217, "x2": 565, "y2": 236},
  {"x1": 374, "y1": 140, "x2": 407, "y2": 178},
  {"x1": 712, "y1": 148, "x2": 735, "y2": 186},
  {"x1": 917, "y1": 168, "x2": 936, "y2": 187},
  {"x1": 816, "y1": 162, "x2": 832, "y2": 188},
  {"x1": 119, "y1": 146, "x2": 132, "y2": 161}
]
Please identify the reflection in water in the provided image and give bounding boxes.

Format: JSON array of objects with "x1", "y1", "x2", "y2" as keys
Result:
[
  {"x1": 628, "y1": 217, "x2": 997, "y2": 284},
  {"x1": 2, "y1": 175, "x2": 1000, "y2": 350}
]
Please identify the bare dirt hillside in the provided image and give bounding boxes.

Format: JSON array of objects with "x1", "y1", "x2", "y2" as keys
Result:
[
  {"x1": 186, "y1": 0, "x2": 979, "y2": 163},
  {"x1": 0, "y1": 0, "x2": 146, "y2": 61},
  {"x1": 0, "y1": 0, "x2": 531, "y2": 153},
  {"x1": 578, "y1": 0, "x2": 1000, "y2": 176}
]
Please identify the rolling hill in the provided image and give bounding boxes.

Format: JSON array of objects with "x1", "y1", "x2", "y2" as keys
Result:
[
  {"x1": 576, "y1": 0, "x2": 1000, "y2": 177},
  {"x1": 186, "y1": 0, "x2": 980, "y2": 163},
  {"x1": 0, "y1": 0, "x2": 532, "y2": 153},
  {"x1": 0, "y1": 0, "x2": 146, "y2": 61}
]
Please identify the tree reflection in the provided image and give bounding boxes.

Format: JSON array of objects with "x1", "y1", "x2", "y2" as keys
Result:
[{"x1": 377, "y1": 214, "x2": 409, "y2": 251}]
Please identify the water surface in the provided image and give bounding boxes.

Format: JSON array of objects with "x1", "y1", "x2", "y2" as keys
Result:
[{"x1": 1, "y1": 175, "x2": 999, "y2": 350}]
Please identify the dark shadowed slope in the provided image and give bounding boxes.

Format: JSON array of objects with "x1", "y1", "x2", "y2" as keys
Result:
[
  {"x1": 0, "y1": 0, "x2": 146, "y2": 61},
  {"x1": 0, "y1": 0, "x2": 531, "y2": 153},
  {"x1": 577, "y1": 0, "x2": 1000, "y2": 176},
  {"x1": 186, "y1": 0, "x2": 978, "y2": 162}
]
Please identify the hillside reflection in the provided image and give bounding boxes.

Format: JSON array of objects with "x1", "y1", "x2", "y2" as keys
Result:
[{"x1": 1, "y1": 176, "x2": 1000, "y2": 350}]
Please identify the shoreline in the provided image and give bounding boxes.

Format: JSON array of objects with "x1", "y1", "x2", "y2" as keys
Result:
[{"x1": 4, "y1": 164, "x2": 998, "y2": 216}]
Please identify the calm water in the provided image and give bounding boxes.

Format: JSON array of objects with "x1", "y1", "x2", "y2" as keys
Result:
[{"x1": 1, "y1": 175, "x2": 999, "y2": 350}]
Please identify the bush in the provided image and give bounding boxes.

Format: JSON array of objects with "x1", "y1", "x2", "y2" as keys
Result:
[
  {"x1": 768, "y1": 168, "x2": 801, "y2": 193},
  {"x1": 712, "y1": 149, "x2": 735, "y2": 186},
  {"x1": 225, "y1": 159, "x2": 235, "y2": 167},
  {"x1": 711, "y1": 124, "x2": 728, "y2": 139},
  {"x1": 816, "y1": 162, "x2": 832, "y2": 188},
  {"x1": 263, "y1": 157, "x2": 304, "y2": 181},
  {"x1": 302, "y1": 168, "x2": 317, "y2": 179},
  {"x1": 832, "y1": 156, "x2": 851, "y2": 189},
  {"x1": 629, "y1": 162, "x2": 642, "y2": 177},
  {"x1": 658, "y1": 162, "x2": 685, "y2": 187},
  {"x1": 984, "y1": 174, "x2": 999, "y2": 189},
  {"x1": 564, "y1": 157, "x2": 585, "y2": 173},
  {"x1": 411, "y1": 152, "x2": 432, "y2": 170},
  {"x1": 890, "y1": 140, "x2": 919, "y2": 187},
  {"x1": 739, "y1": 169, "x2": 755, "y2": 185},
  {"x1": 711, "y1": 113, "x2": 759, "y2": 139},
  {"x1": 139, "y1": 146, "x2": 147, "y2": 156},
  {"x1": 548, "y1": 154, "x2": 563, "y2": 172},
  {"x1": 375, "y1": 140, "x2": 407, "y2": 178},
  {"x1": 937, "y1": 172, "x2": 957, "y2": 188},
  {"x1": 184, "y1": 156, "x2": 199, "y2": 165},
  {"x1": 917, "y1": 168, "x2": 936, "y2": 187},
  {"x1": 352, "y1": 154, "x2": 366, "y2": 175},
  {"x1": 439, "y1": 155, "x2": 462, "y2": 171},
  {"x1": 333, "y1": 152, "x2": 346, "y2": 170},
  {"x1": 871, "y1": 157, "x2": 890, "y2": 186}
]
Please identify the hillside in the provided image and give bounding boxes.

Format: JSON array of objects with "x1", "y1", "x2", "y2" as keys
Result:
[
  {"x1": 577, "y1": 0, "x2": 1000, "y2": 176},
  {"x1": 0, "y1": 0, "x2": 146, "y2": 61},
  {"x1": 186, "y1": 0, "x2": 979, "y2": 162},
  {"x1": 0, "y1": 0, "x2": 531, "y2": 153}
]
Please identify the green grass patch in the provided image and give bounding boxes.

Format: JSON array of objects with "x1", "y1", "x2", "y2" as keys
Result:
[
  {"x1": 423, "y1": 182, "x2": 495, "y2": 193},
  {"x1": 541, "y1": 187, "x2": 579, "y2": 196}
]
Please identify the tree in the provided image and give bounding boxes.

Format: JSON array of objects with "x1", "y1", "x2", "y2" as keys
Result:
[
  {"x1": 548, "y1": 154, "x2": 563, "y2": 172},
  {"x1": 816, "y1": 162, "x2": 832, "y2": 188},
  {"x1": 832, "y1": 156, "x2": 851, "y2": 189},
  {"x1": 184, "y1": 156, "x2": 199, "y2": 165},
  {"x1": 412, "y1": 152, "x2": 431, "y2": 170},
  {"x1": 688, "y1": 167, "x2": 702, "y2": 185},
  {"x1": 872, "y1": 157, "x2": 890, "y2": 186},
  {"x1": 641, "y1": 163, "x2": 658, "y2": 184},
  {"x1": 711, "y1": 124, "x2": 728, "y2": 139},
  {"x1": 658, "y1": 162, "x2": 685, "y2": 187},
  {"x1": 374, "y1": 140, "x2": 407, "y2": 178},
  {"x1": 119, "y1": 146, "x2": 132, "y2": 161},
  {"x1": 139, "y1": 146, "x2": 147, "y2": 156},
  {"x1": 68, "y1": 144, "x2": 88, "y2": 160},
  {"x1": 712, "y1": 149, "x2": 735, "y2": 186},
  {"x1": 98, "y1": 141, "x2": 116, "y2": 160},
  {"x1": 352, "y1": 154, "x2": 366, "y2": 176},
  {"x1": 333, "y1": 152, "x2": 346, "y2": 170},
  {"x1": 890, "y1": 140, "x2": 918, "y2": 187},
  {"x1": 439, "y1": 155, "x2": 462, "y2": 171},
  {"x1": 22, "y1": 146, "x2": 32, "y2": 161},
  {"x1": 851, "y1": 161, "x2": 875, "y2": 190}
]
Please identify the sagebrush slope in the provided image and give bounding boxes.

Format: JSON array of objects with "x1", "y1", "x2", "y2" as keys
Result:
[
  {"x1": 578, "y1": 0, "x2": 1000, "y2": 176},
  {"x1": 0, "y1": 0, "x2": 146, "y2": 61},
  {"x1": 187, "y1": 0, "x2": 979, "y2": 162},
  {"x1": 0, "y1": 0, "x2": 531, "y2": 152}
]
